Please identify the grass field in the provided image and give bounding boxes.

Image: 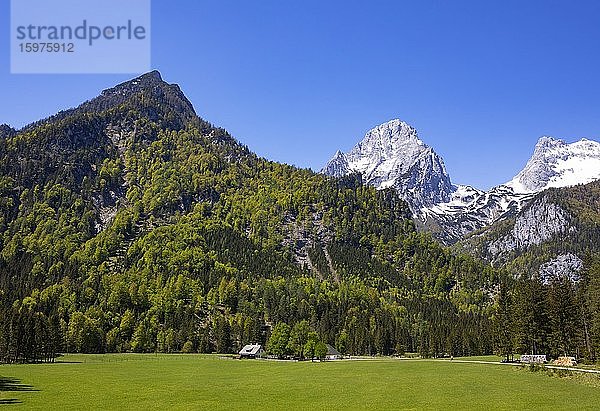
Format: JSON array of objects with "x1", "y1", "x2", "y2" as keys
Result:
[{"x1": 1, "y1": 354, "x2": 600, "y2": 410}]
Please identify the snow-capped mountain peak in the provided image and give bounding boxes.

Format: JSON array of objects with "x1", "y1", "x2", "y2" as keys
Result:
[
  {"x1": 321, "y1": 150, "x2": 349, "y2": 178},
  {"x1": 535, "y1": 135, "x2": 564, "y2": 150},
  {"x1": 354, "y1": 119, "x2": 424, "y2": 152},
  {"x1": 321, "y1": 119, "x2": 454, "y2": 209},
  {"x1": 505, "y1": 136, "x2": 600, "y2": 193}
]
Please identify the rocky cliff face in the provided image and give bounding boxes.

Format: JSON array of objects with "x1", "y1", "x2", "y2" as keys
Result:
[
  {"x1": 485, "y1": 196, "x2": 575, "y2": 257},
  {"x1": 539, "y1": 253, "x2": 583, "y2": 284}
]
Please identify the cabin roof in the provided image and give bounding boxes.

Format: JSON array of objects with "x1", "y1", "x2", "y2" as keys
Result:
[
  {"x1": 239, "y1": 344, "x2": 263, "y2": 355},
  {"x1": 326, "y1": 344, "x2": 341, "y2": 356}
]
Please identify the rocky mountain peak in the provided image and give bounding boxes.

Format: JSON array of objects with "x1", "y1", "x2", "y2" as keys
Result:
[
  {"x1": 20, "y1": 70, "x2": 198, "y2": 134},
  {"x1": 356, "y1": 119, "x2": 423, "y2": 152},
  {"x1": 534, "y1": 136, "x2": 564, "y2": 152},
  {"x1": 321, "y1": 150, "x2": 350, "y2": 178},
  {"x1": 322, "y1": 119, "x2": 454, "y2": 210},
  {"x1": 98, "y1": 70, "x2": 195, "y2": 117},
  {"x1": 101, "y1": 70, "x2": 167, "y2": 97}
]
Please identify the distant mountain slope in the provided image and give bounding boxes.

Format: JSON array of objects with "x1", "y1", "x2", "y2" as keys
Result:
[
  {"x1": 457, "y1": 180, "x2": 600, "y2": 279},
  {"x1": 426, "y1": 136, "x2": 600, "y2": 242},
  {"x1": 505, "y1": 137, "x2": 600, "y2": 193}
]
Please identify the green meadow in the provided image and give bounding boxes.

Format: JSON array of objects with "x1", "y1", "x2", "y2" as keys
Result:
[{"x1": 1, "y1": 354, "x2": 599, "y2": 410}]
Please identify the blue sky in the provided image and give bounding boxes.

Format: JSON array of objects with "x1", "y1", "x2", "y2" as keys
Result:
[{"x1": 2, "y1": 0, "x2": 600, "y2": 190}]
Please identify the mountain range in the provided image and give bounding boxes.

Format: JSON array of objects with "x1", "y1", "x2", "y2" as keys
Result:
[
  {"x1": 322, "y1": 119, "x2": 600, "y2": 245},
  {"x1": 1, "y1": 71, "x2": 600, "y2": 362}
]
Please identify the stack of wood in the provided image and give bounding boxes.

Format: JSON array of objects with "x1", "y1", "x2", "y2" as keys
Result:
[{"x1": 552, "y1": 356, "x2": 577, "y2": 366}]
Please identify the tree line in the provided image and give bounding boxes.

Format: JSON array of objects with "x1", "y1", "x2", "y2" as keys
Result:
[{"x1": 494, "y1": 254, "x2": 600, "y2": 362}]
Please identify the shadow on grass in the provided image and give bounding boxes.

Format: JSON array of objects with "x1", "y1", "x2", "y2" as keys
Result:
[
  {"x1": 0, "y1": 377, "x2": 38, "y2": 405},
  {"x1": 0, "y1": 399, "x2": 22, "y2": 404}
]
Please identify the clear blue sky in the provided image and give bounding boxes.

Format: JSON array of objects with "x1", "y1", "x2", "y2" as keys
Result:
[{"x1": 2, "y1": 0, "x2": 600, "y2": 190}]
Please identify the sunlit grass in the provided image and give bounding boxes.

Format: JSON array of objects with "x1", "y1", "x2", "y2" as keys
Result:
[{"x1": 1, "y1": 354, "x2": 599, "y2": 410}]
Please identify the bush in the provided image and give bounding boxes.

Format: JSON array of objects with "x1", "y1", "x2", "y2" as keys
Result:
[{"x1": 182, "y1": 341, "x2": 195, "y2": 353}]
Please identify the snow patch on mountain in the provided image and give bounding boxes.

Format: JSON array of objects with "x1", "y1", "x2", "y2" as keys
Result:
[{"x1": 421, "y1": 185, "x2": 535, "y2": 242}]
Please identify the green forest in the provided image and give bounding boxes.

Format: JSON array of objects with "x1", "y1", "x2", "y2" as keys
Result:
[{"x1": 1, "y1": 72, "x2": 599, "y2": 364}]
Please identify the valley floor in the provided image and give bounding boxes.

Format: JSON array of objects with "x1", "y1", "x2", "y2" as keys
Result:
[{"x1": 1, "y1": 354, "x2": 599, "y2": 410}]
